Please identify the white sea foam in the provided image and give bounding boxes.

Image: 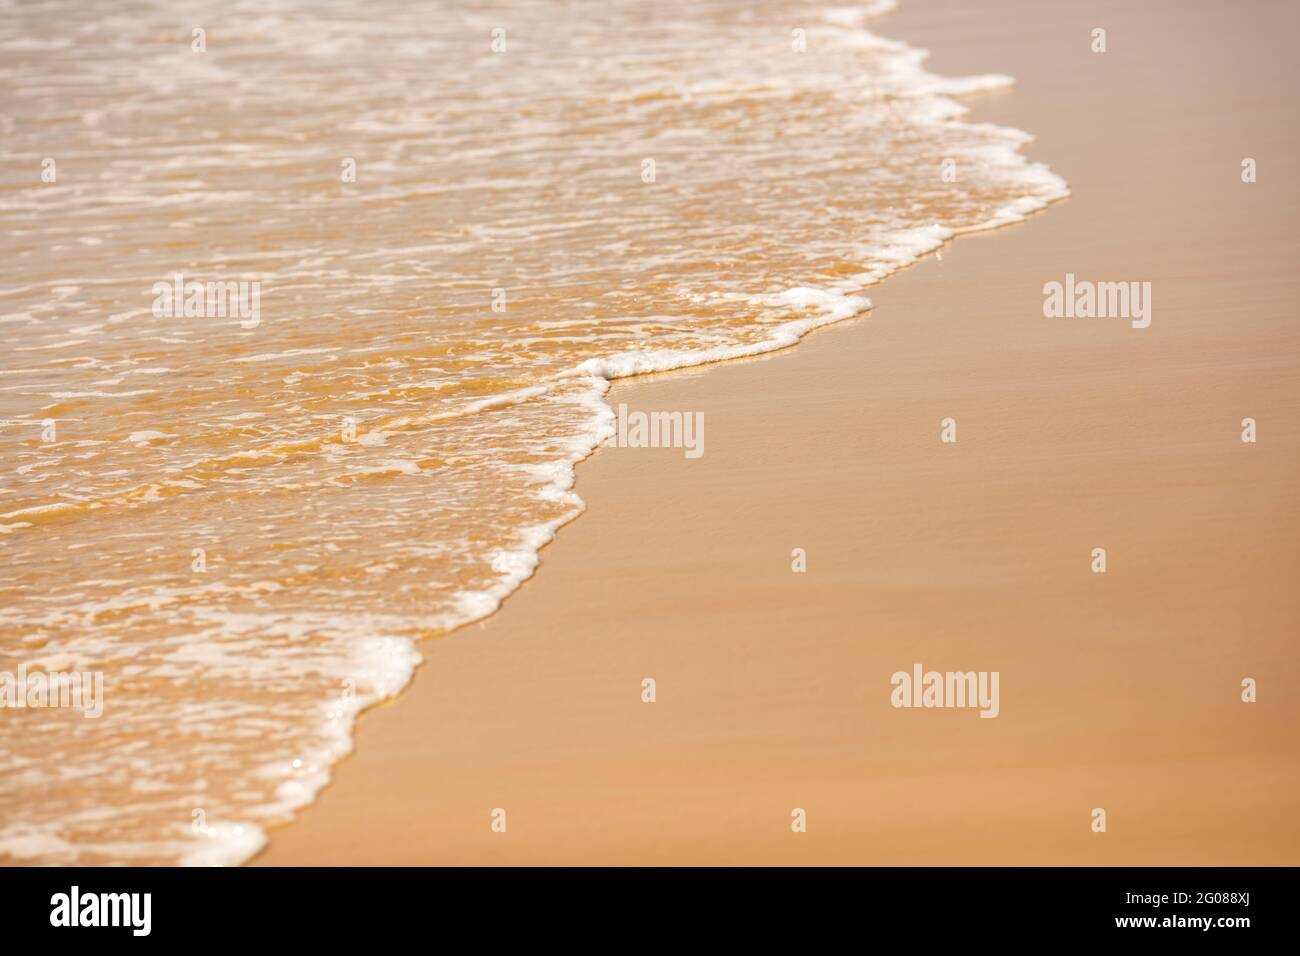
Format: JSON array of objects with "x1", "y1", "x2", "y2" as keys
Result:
[{"x1": 180, "y1": 822, "x2": 269, "y2": 868}]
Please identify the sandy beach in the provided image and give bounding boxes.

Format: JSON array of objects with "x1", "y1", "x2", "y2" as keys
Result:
[{"x1": 251, "y1": 0, "x2": 1300, "y2": 865}]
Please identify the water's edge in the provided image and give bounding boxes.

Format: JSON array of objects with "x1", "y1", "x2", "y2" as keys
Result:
[{"x1": 243, "y1": 7, "x2": 1070, "y2": 867}]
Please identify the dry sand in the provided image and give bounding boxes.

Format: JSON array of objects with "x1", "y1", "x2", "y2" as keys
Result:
[{"x1": 256, "y1": 0, "x2": 1300, "y2": 865}]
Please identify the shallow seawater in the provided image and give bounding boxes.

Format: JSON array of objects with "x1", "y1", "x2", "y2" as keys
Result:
[{"x1": 0, "y1": 0, "x2": 1065, "y2": 864}]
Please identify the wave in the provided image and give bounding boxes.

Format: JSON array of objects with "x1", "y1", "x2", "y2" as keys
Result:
[{"x1": 0, "y1": 0, "x2": 1065, "y2": 866}]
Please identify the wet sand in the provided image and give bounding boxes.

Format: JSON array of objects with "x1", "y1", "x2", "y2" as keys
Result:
[{"x1": 256, "y1": 0, "x2": 1300, "y2": 865}]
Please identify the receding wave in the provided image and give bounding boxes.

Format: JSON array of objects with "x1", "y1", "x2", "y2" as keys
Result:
[{"x1": 0, "y1": 0, "x2": 1065, "y2": 865}]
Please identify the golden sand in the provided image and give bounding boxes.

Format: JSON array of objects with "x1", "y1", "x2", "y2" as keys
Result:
[{"x1": 256, "y1": 0, "x2": 1300, "y2": 865}]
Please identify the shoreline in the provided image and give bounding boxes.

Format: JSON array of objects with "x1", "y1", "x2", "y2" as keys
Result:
[{"x1": 254, "y1": 0, "x2": 1300, "y2": 865}]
